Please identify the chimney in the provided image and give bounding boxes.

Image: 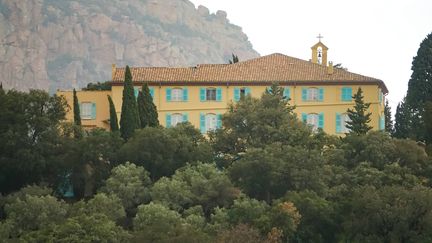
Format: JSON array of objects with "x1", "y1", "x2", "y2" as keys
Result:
[
  {"x1": 111, "y1": 64, "x2": 116, "y2": 80},
  {"x1": 327, "y1": 61, "x2": 334, "y2": 75}
]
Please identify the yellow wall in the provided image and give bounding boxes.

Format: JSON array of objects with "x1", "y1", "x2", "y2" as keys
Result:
[
  {"x1": 59, "y1": 83, "x2": 385, "y2": 136},
  {"x1": 58, "y1": 90, "x2": 111, "y2": 130}
]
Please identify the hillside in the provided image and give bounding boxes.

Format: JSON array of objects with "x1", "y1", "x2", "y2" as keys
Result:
[{"x1": 0, "y1": 0, "x2": 259, "y2": 91}]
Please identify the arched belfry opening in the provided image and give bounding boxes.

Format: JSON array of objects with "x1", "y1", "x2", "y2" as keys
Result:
[{"x1": 311, "y1": 34, "x2": 329, "y2": 66}]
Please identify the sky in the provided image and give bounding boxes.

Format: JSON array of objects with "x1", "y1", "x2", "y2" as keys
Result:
[{"x1": 190, "y1": 0, "x2": 432, "y2": 113}]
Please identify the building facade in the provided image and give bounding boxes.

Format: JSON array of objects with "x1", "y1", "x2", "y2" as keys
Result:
[{"x1": 58, "y1": 41, "x2": 388, "y2": 135}]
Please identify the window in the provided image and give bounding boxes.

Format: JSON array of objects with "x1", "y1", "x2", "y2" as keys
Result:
[
  {"x1": 167, "y1": 88, "x2": 188, "y2": 102},
  {"x1": 200, "y1": 113, "x2": 222, "y2": 133},
  {"x1": 379, "y1": 115, "x2": 385, "y2": 130},
  {"x1": 302, "y1": 113, "x2": 324, "y2": 131},
  {"x1": 80, "y1": 102, "x2": 96, "y2": 120},
  {"x1": 166, "y1": 113, "x2": 188, "y2": 127},
  {"x1": 341, "y1": 87, "x2": 352, "y2": 101},
  {"x1": 135, "y1": 87, "x2": 155, "y2": 100},
  {"x1": 200, "y1": 88, "x2": 222, "y2": 102},
  {"x1": 283, "y1": 87, "x2": 290, "y2": 100},
  {"x1": 336, "y1": 113, "x2": 351, "y2": 133},
  {"x1": 234, "y1": 87, "x2": 251, "y2": 101},
  {"x1": 302, "y1": 88, "x2": 323, "y2": 101}
]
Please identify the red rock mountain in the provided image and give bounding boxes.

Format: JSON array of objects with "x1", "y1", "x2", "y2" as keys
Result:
[{"x1": 0, "y1": 0, "x2": 259, "y2": 91}]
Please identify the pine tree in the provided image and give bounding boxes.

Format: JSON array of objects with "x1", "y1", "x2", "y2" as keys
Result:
[
  {"x1": 346, "y1": 87, "x2": 372, "y2": 135},
  {"x1": 405, "y1": 32, "x2": 432, "y2": 142},
  {"x1": 393, "y1": 98, "x2": 411, "y2": 139},
  {"x1": 73, "y1": 89, "x2": 81, "y2": 126},
  {"x1": 137, "y1": 83, "x2": 159, "y2": 128},
  {"x1": 384, "y1": 100, "x2": 394, "y2": 134},
  {"x1": 119, "y1": 65, "x2": 140, "y2": 140},
  {"x1": 107, "y1": 95, "x2": 119, "y2": 132}
]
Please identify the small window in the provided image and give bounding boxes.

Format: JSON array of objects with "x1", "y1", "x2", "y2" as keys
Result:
[
  {"x1": 171, "y1": 113, "x2": 183, "y2": 127},
  {"x1": 206, "y1": 88, "x2": 216, "y2": 101},
  {"x1": 80, "y1": 102, "x2": 96, "y2": 120},
  {"x1": 307, "y1": 113, "x2": 319, "y2": 131},
  {"x1": 205, "y1": 113, "x2": 217, "y2": 132},
  {"x1": 171, "y1": 88, "x2": 183, "y2": 101},
  {"x1": 302, "y1": 88, "x2": 323, "y2": 101},
  {"x1": 341, "y1": 87, "x2": 352, "y2": 101}
]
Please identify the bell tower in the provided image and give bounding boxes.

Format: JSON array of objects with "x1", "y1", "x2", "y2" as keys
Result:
[{"x1": 311, "y1": 34, "x2": 329, "y2": 66}]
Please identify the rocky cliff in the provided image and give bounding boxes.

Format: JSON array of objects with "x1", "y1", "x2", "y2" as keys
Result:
[{"x1": 0, "y1": 0, "x2": 259, "y2": 91}]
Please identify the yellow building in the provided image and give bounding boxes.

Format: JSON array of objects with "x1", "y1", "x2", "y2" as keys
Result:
[{"x1": 58, "y1": 41, "x2": 388, "y2": 135}]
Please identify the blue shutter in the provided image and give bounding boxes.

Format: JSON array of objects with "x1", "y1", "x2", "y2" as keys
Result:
[
  {"x1": 380, "y1": 116, "x2": 385, "y2": 130},
  {"x1": 318, "y1": 88, "x2": 324, "y2": 101},
  {"x1": 245, "y1": 87, "x2": 251, "y2": 96},
  {"x1": 200, "y1": 88, "x2": 206, "y2": 101},
  {"x1": 183, "y1": 113, "x2": 188, "y2": 122},
  {"x1": 342, "y1": 87, "x2": 352, "y2": 101},
  {"x1": 166, "y1": 88, "x2": 172, "y2": 102},
  {"x1": 91, "y1": 103, "x2": 96, "y2": 119},
  {"x1": 217, "y1": 114, "x2": 222, "y2": 129},
  {"x1": 283, "y1": 87, "x2": 290, "y2": 100},
  {"x1": 336, "y1": 113, "x2": 342, "y2": 133},
  {"x1": 166, "y1": 113, "x2": 171, "y2": 128},
  {"x1": 150, "y1": 88, "x2": 154, "y2": 99},
  {"x1": 318, "y1": 113, "x2": 324, "y2": 129},
  {"x1": 379, "y1": 90, "x2": 383, "y2": 103},
  {"x1": 183, "y1": 88, "x2": 188, "y2": 101},
  {"x1": 216, "y1": 88, "x2": 222, "y2": 101},
  {"x1": 301, "y1": 113, "x2": 307, "y2": 123},
  {"x1": 200, "y1": 113, "x2": 206, "y2": 133},
  {"x1": 302, "y1": 88, "x2": 307, "y2": 101},
  {"x1": 234, "y1": 88, "x2": 240, "y2": 101},
  {"x1": 341, "y1": 88, "x2": 346, "y2": 101}
]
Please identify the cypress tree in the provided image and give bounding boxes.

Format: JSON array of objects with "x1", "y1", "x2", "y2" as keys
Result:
[
  {"x1": 119, "y1": 65, "x2": 140, "y2": 140},
  {"x1": 384, "y1": 100, "x2": 394, "y2": 134},
  {"x1": 73, "y1": 89, "x2": 81, "y2": 126},
  {"x1": 137, "y1": 83, "x2": 159, "y2": 128},
  {"x1": 393, "y1": 98, "x2": 411, "y2": 139},
  {"x1": 108, "y1": 95, "x2": 119, "y2": 132},
  {"x1": 405, "y1": 32, "x2": 432, "y2": 142},
  {"x1": 346, "y1": 87, "x2": 372, "y2": 135}
]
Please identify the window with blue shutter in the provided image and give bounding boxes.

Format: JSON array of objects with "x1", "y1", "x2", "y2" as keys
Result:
[
  {"x1": 234, "y1": 88, "x2": 240, "y2": 101},
  {"x1": 183, "y1": 113, "x2": 188, "y2": 122},
  {"x1": 336, "y1": 113, "x2": 342, "y2": 133},
  {"x1": 200, "y1": 88, "x2": 206, "y2": 101},
  {"x1": 166, "y1": 88, "x2": 172, "y2": 102},
  {"x1": 283, "y1": 87, "x2": 290, "y2": 100},
  {"x1": 91, "y1": 103, "x2": 96, "y2": 119},
  {"x1": 217, "y1": 114, "x2": 222, "y2": 129},
  {"x1": 341, "y1": 87, "x2": 352, "y2": 101},
  {"x1": 166, "y1": 113, "x2": 171, "y2": 128},
  {"x1": 134, "y1": 87, "x2": 139, "y2": 99},
  {"x1": 380, "y1": 115, "x2": 385, "y2": 130},
  {"x1": 200, "y1": 113, "x2": 206, "y2": 133},
  {"x1": 318, "y1": 113, "x2": 324, "y2": 129},
  {"x1": 183, "y1": 88, "x2": 188, "y2": 101},
  {"x1": 302, "y1": 88, "x2": 307, "y2": 101},
  {"x1": 149, "y1": 88, "x2": 154, "y2": 99},
  {"x1": 216, "y1": 88, "x2": 222, "y2": 101},
  {"x1": 245, "y1": 87, "x2": 251, "y2": 96},
  {"x1": 318, "y1": 88, "x2": 324, "y2": 101},
  {"x1": 379, "y1": 90, "x2": 383, "y2": 103}
]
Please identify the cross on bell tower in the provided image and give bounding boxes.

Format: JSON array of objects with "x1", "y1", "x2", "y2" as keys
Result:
[{"x1": 311, "y1": 34, "x2": 329, "y2": 66}]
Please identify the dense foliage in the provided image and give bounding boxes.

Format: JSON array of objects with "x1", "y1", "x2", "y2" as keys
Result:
[
  {"x1": 137, "y1": 84, "x2": 159, "y2": 128},
  {"x1": 1, "y1": 85, "x2": 432, "y2": 242}
]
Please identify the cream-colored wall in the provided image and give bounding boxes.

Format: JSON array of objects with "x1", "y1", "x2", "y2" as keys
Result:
[
  {"x1": 60, "y1": 83, "x2": 385, "y2": 135},
  {"x1": 58, "y1": 90, "x2": 111, "y2": 130}
]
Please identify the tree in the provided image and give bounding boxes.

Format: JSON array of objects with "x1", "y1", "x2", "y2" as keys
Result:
[
  {"x1": 100, "y1": 162, "x2": 151, "y2": 215},
  {"x1": 120, "y1": 65, "x2": 140, "y2": 141},
  {"x1": 393, "y1": 98, "x2": 412, "y2": 139},
  {"x1": 82, "y1": 81, "x2": 112, "y2": 91},
  {"x1": 137, "y1": 84, "x2": 159, "y2": 128},
  {"x1": 108, "y1": 95, "x2": 119, "y2": 132},
  {"x1": 384, "y1": 100, "x2": 394, "y2": 134},
  {"x1": 405, "y1": 32, "x2": 432, "y2": 142},
  {"x1": 346, "y1": 87, "x2": 372, "y2": 135},
  {"x1": 73, "y1": 89, "x2": 81, "y2": 126},
  {"x1": 228, "y1": 53, "x2": 239, "y2": 64}
]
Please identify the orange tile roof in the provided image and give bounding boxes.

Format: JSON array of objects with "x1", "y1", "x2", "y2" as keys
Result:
[{"x1": 112, "y1": 53, "x2": 388, "y2": 93}]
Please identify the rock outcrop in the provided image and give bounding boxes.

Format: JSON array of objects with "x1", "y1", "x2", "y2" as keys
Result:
[{"x1": 0, "y1": 0, "x2": 259, "y2": 91}]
